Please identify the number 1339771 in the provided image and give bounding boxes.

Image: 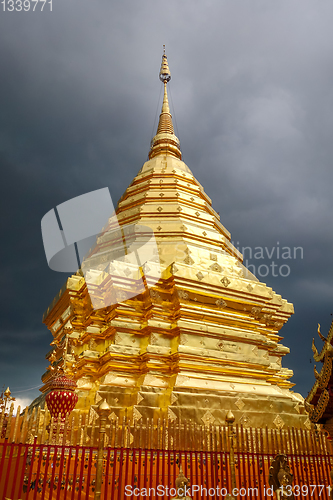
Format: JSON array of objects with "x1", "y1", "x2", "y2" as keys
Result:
[{"x1": 2, "y1": 0, "x2": 52, "y2": 11}]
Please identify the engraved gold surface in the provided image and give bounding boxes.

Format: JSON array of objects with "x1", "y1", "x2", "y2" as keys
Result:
[{"x1": 40, "y1": 51, "x2": 309, "y2": 430}]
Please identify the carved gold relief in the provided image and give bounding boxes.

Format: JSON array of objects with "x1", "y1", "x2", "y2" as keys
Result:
[
  {"x1": 273, "y1": 415, "x2": 285, "y2": 429},
  {"x1": 235, "y1": 399, "x2": 245, "y2": 411},
  {"x1": 168, "y1": 408, "x2": 177, "y2": 421},
  {"x1": 201, "y1": 410, "x2": 215, "y2": 426},
  {"x1": 133, "y1": 407, "x2": 142, "y2": 421}
]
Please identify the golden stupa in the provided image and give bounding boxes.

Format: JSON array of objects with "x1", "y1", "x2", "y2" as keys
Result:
[{"x1": 39, "y1": 49, "x2": 309, "y2": 430}]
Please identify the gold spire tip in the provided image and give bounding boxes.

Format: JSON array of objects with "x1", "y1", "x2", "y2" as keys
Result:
[
  {"x1": 149, "y1": 48, "x2": 182, "y2": 160},
  {"x1": 159, "y1": 47, "x2": 171, "y2": 83}
]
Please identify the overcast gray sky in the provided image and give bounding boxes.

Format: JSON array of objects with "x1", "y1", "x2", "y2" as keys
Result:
[{"x1": 1, "y1": 0, "x2": 333, "y2": 407}]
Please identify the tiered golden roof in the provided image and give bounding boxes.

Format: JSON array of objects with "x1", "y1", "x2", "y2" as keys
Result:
[{"x1": 40, "y1": 49, "x2": 309, "y2": 430}]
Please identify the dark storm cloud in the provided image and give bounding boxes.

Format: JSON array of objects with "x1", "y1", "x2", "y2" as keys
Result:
[{"x1": 1, "y1": 0, "x2": 333, "y2": 402}]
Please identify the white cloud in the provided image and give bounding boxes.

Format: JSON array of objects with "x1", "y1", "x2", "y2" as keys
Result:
[{"x1": 11, "y1": 398, "x2": 32, "y2": 415}]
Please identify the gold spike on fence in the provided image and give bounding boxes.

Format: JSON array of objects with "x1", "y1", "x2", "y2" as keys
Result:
[{"x1": 0, "y1": 404, "x2": 331, "y2": 456}]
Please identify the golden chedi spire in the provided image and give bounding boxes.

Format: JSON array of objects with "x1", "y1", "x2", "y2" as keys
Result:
[
  {"x1": 149, "y1": 46, "x2": 182, "y2": 160},
  {"x1": 41, "y1": 49, "x2": 308, "y2": 431}
]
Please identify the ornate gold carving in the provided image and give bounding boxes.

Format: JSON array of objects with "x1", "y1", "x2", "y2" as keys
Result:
[
  {"x1": 115, "y1": 333, "x2": 123, "y2": 344},
  {"x1": 239, "y1": 414, "x2": 251, "y2": 427},
  {"x1": 95, "y1": 393, "x2": 102, "y2": 404},
  {"x1": 304, "y1": 418, "x2": 312, "y2": 430},
  {"x1": 184, "y1": 256, "x2": 194, "y2": 265},
  {"x1": 137, "y1": 393, "x2": 144, "y2": 405},
  {"x1": 220, "y1": 277, "x2": 230, "y2": 287},
  {"x1": 171, "y1": 393, "x2": 178, "y2": 405},
  {"x1": 215, "y1": 298, "x2": 227, "y2": 308},
  {"x1": 201, "y1": 410, "x2": 215, "y2": 426},
  {"x1": 306, "y1": 389, "x2": 329, "y2": 423},
  {"x1": 251, "y1": 307, "x2": 262, "y2": 319},
  {"x1": 273, "y1": 415, "x2": 285, "y2": 429},
  {"x1": 235, "y1": 398, "x2": 245, "y2": 411},
  {"x1": 210, "y1": 253, "x2": 217, "y2": 261},
  {"x1": 150, "y1": 334, "x2": 158, "y2": 345},
  {"x1": 150, "y1": 289, "x2": 161, "y2": 302},
  {"x1": 318, "y1": 323, "x2": 327, "y2": 342},
  {"x1": 252, "y1": 346, "x2": 259, "y2": 356},
  {"x1": 157, "y1": 206, "x2": 163, "y2": 212},
  {"x1": 210, "y1": 263, "x2": 222, "y2": 272},
  {"x1": 124, "y1": 267, "x2": 131, "y2": 277},
  {"x1": 133, "y1": 407, "x2": 142, "y2": 421},
  {"x1": 196, "y1": 272, "x2": 204, "y2": 281},
  {"x1": 89, "y1": 339, "x2": 97, "y2": 350},
  {"x1": 318, "y1": 356, "x2": 332, "y2": 389},
  {"x1": 217, "y1": 340, "x2": 224, "y2": 350},
  {"x1": 178, "y1": 290, "x2": 189, "y2": 300},
  {"x1": 108, "y1": 411, "x2": 118, "y2": 421},
  {"x1": 168, "y1": 408, "x2": 177, "y2": 421}
]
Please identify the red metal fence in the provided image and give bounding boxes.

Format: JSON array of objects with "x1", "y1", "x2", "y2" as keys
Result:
[{"x1": 1, "y1": 438, "x2": 332, "y2": 500}]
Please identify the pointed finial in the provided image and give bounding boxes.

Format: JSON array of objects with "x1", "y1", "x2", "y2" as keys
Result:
[
  {"x1": 149, "y1": 47, "x2": 181, "y2": 160},
  {"x1": 225, "y1": 410, "x2": 235, "y2": 424},
  {"x1": 159, "y1": 47, "x2": 171, "y2": 83}
]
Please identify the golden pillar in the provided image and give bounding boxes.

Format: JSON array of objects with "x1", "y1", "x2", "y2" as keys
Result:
[
  {"x1": 226, "y1": 410, "x2": 236, "y2": 499},
  {"x1": 95, "y1": 399, "x2": 111, "y2": 500}
]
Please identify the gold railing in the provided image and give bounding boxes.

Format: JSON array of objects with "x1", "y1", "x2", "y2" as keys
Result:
[{"x1": 0, "y1": 403, "x2": 331, "y2": 455}]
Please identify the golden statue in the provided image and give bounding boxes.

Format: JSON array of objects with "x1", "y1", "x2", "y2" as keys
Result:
[
  {"x1": 172, "y1": 465, "x2": 192, "y2": 500},
  {"x1": 269, "y1": 454, "x2": 294, "y2": 500}
]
